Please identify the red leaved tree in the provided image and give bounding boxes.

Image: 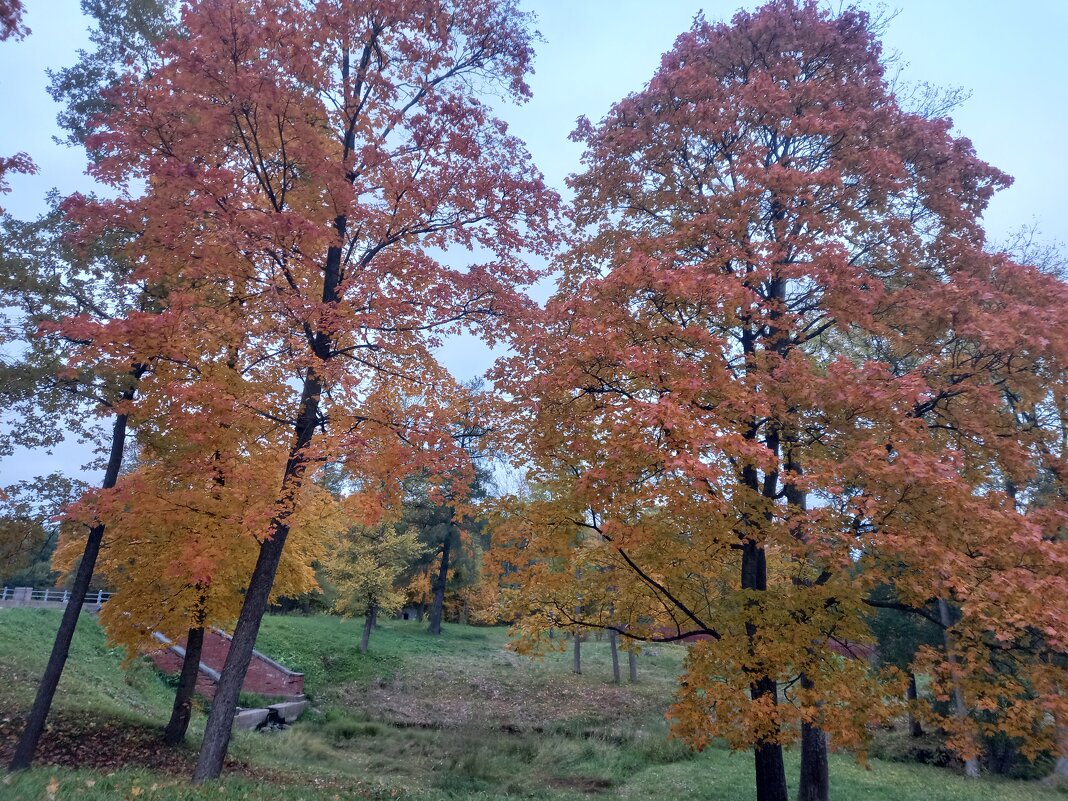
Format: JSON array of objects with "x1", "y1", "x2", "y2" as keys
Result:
[
  {"x1": 497, "y1": 3, "x2": 1068, "y2": 800},
  {"x1": 43, "y1": 0, "x2": 557, "y2": 781}
]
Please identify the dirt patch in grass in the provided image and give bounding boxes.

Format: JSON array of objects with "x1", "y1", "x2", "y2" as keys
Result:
[{"x1": 340, "y1": 647, "x2": 666, "y2": 732}]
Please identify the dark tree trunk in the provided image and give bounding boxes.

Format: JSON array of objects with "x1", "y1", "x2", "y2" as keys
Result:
[
  {"x1": 798, "y1": 678, "x2": 830, "y2": 801},
  {"x1": 164, "y1": 626, "x2": 205, "y2": 746},
  {"x1": 907, "y1": 673, "x2": 923, "y2": 737},
  {"x1": 628, "y1": 648, "x2": 638, "y2": 682},
  {"x1": 797, "y1": 670, "x2": 829, "y2": 801},
  {"x1": 9, "y1": 401, "x2": 134, "y2": 772},
  {"x1": 753, "y1": 738, "x2": 788, "y2": 801},
  {"x1": 193, "y1": 371, "x2": 324, "y2": 783},
  {"x1": 192, "y1": 200, "x2": 348, "y2": 782},
  {"x1": 360, "y1": 604, "x2": 376, "y2": 653},
  {"x1": 741, "y1": 536, "x2": 789, "y2": 801},
  {"x1": 428, "y1": 531, "x2": 452, "y2": 636},
  {"x1": 572, "y1": 630, "x2": 581, "y2": 674},
  {"x1": 609, "y1": 629, "x2": 620, "y2": 683}
]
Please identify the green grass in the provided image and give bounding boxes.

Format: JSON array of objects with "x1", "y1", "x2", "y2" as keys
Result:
[
  {"x1": 0, "y1": 607, "x2": 175, "y2": 721},
  {"x1": 1, "y1": 609, "x2": 1064, "y2": 801}
]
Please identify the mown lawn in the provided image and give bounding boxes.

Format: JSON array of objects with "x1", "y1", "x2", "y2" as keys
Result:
[{"x1": 0, "y1": 608, "x2": 1063, "y2": 800}]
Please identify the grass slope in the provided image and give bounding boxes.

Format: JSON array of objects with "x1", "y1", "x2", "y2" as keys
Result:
[{"x1": 1, "y1": 608, "x2": 1062, "y2": 801}]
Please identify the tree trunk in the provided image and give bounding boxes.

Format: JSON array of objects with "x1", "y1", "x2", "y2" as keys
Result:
[
  {"x1": 753, "y1": 738, "x2": 788, "y2": 801},
  {"x1": 785, "y1": 451, "x2": 830, "y2": 801},
  {"x1": 741, "y1": 537, "x2": 789, "y2": 801},
  {"x1": 937, "y1": 597, "x2": 980, "y2": 778},
  {"x1": 628, "y1": 648, "x2": 638, "y2": 682},
  {"x1": 427, "y1": 532, "x2": 452, "y2": 636},
  {"x1": 192, "y1": 368, "x2": 325, "y2": 783},
  {"x1": 907, "y1": 673, "x2": 923, "y2": 737},
  {"x1": 164, "y1": 626, "x2": 205, "y2": 746},
  {"x1": 572, "y1": 630, "x2": 581, "y2": 674},
  {"x1": 193, "y1": 102, "x2": 350, "y2": 782},
  {"x1": 609, "y1": 629, "x2": 620, "y2": 684},
  {"x1": 9, "y1": 403, "x2": 133, "y2": 772},
  {"x1": 360, "y1": 604, "x2": 376, "y2": 654},
  {"x1": 798, "y1": 705, "x2": 829, "y2": 801}
]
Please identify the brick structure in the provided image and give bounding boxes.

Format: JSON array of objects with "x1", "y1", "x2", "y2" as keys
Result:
[{"x1": 146, "y1": 629, "x2": 304, "y2": 699}]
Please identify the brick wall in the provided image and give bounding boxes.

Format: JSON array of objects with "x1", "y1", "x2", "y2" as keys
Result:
[
  {"x1": 146, "y1": 629, "x2": 304, "y2": 699},
  {"x1": 149, "y1": 648, "x2": 221, "y2": 699}
]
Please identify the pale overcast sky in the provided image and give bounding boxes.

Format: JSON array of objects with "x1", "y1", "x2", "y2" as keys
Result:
[{"x1": 1, "y1": 0, "x2": 1066, "y2": 485}]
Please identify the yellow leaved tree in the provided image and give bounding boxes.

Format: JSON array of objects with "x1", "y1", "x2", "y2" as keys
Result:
[{"x1": 325, "y1": 524, "x2": 424, "y2": 653}]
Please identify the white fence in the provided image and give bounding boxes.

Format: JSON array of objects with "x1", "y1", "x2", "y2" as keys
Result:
[{"x1": 0, "y1": 587, "x2": 113, "y2": 606}]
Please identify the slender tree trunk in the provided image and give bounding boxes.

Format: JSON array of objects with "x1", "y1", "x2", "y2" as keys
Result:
[
  {"x1": 164, "y1": 625, "x2": 205, "y2": 746},
  {"x1": 193, "y1": 371, "x2": 324, "y2": 783},
  {"x1": 736, "y1": 313, "x2": 789, "y2": 801},
  {"x1": 572, "y1": 630, "x2": 581, "y2": 674},
  {"x1": 785, "y1": 459, "x2": 829, "y2": 801},
  {"x1": 741, "y1": 537, "x2": 789, "y2": 801},
  {"x1": 907, "y1": 673, "x2": 923, "y2": 737},
  {"x1": 193, "y1": 201, "x2": 347, "y2": 781},
  {"x1": 428, "y1": 531, "x2": 452, "y2": 636},
  {"x1": 937, "y1": 597, "x2": 980, "y2": 778},
  {"x1": 609, "y1": 629, "x2": 620, "y2": 684},
  {"x1": 360, "y1": 604, "x2": 376, "y2": 654},
  {"x1": 628, "y1": 648, "x2": 638, "y2": 682},
  {"x1": 9, "y1": 402, "x2": 133, "y2": 772}
]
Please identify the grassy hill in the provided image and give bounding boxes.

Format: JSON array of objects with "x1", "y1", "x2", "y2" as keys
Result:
[{"x1": 1, "y1": 608, "x2": 1062, "y2": 800}]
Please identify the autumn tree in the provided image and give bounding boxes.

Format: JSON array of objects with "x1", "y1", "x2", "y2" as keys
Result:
[
  {"x1": 0, "y1": 201, "x2": 161, "y2": 772},
  {"x1": 2, "y1": 0, "x2": 181, "y2": 770},
  {"x1": 497, "y1": 3, "x2": 1068, "y2": 801},
  {"x1": 326, "y1": 523, "x2": 424, "y2": 652},
  {"x1": 61, "y1": 0, "x2": 557, "y2": 781},
  {"x1": 53, "y1": 398, "x2": 340, "y2": 744}
]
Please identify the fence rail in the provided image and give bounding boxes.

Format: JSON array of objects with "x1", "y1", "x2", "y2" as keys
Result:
[{"x1": 0, "y1": 586, "x2": 112, "y2": 605}]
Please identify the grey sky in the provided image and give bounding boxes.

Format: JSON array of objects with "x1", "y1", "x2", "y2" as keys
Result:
[{"x1": 1, "y1": 0, "x2": 1065, "y2": 485}]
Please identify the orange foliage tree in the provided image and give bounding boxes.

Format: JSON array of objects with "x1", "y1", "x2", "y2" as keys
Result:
[
  {"x1": 53, "y1": 384, "x2": 344, "y2": 743},
  {"x1": 495, "y1": 3, "x2": 1068, "y2": 800},
  {"x1": 58, "y1": 0, "x2": 558, "y2": 780}
]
